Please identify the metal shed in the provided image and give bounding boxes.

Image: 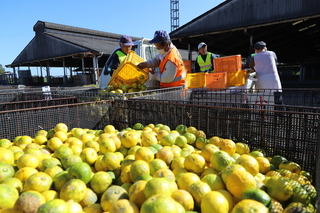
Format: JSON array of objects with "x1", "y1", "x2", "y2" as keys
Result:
[{"x1": 6, "y1": 20, "x2": 143, "y2": 85}]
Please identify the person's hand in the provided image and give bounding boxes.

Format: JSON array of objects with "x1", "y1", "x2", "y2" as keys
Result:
[{"x1": 149, "y1": 68, "x2": 156, "y2": 74}]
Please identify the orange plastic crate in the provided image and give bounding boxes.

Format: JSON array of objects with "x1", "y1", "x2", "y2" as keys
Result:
[
  {"x1": 206, "y1": 72, "x2": 227, "y2": 89},
  {"x1": 109, "y1": 51, "x2": 149, "y2": 85},
  {"x1": 226, "y1": 70, "x2": 247, "y2": 86},
  {"x1": 214, "y1": 55, "x2": 242, "y2": 72},
  {"x1": 187, "y1": 73, "x2": 206, "y2": 88}
]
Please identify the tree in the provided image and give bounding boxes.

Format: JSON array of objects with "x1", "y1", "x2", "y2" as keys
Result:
[{"x1": 0, "y1": 64, "x2": 4, "y2": 75}]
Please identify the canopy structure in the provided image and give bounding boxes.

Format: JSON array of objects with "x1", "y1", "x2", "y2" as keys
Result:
[
  {"x1": 6, "y1": 21, "x2": 143, "y2": 85},
  {"x1": 170, "y1": 0, "x2": 320, "y2": 65}
]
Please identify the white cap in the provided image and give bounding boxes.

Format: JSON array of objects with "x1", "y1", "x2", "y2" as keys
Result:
[{"x1": 198, "y1": 42, "x2": 206, "y2": 50}]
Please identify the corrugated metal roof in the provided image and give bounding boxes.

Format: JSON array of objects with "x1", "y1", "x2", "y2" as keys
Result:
[
  {"x1": 170, "y1": 0, "x2": 320, "y2": 64},
  {"x1": 8, "y1": 20, "x2": 142, "y2": 68}
]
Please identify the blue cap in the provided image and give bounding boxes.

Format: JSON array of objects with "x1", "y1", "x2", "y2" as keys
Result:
[
  {"x1": 119, "y1": 35, "x2": 134, "y2": 46},
  {"x1": 254, "y1": 41, "x2": 267, "y2": 49},
  {"x1": 149, "y1": 30, "x2": 171, "y2": 43}
]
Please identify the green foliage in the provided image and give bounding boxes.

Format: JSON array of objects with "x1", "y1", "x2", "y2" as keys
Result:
[{"x1": 0, "y1": 64, "x2": 4, "y2": 75}]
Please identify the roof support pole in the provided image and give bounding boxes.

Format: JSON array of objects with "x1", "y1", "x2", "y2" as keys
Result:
[
  {"x1": 81, "y1": 55, "x2": 86, "y2": 85},
  {"x1": 46, "y1": 62, "x2": 51, "y2": 84},
  {"x1": 92, "y1": 56, "x2": 98, "y2": 85},
  {"x1": 13, "y1": 67, "x2": 17, "y2": 84},
  {"x1": 63, "y1": 58, "x2": 67, "y2": 85}
]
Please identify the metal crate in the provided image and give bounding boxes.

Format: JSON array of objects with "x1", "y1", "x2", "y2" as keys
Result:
[{"x1": 113, "y1": 99, "x2": 320, "y2": 183}]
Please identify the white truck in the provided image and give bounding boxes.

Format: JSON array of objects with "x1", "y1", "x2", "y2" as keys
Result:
[{"x1": 98, "y1": 38, "x2": 159, "y2": 89}]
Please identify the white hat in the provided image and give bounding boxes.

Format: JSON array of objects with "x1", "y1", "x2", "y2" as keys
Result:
[{"x1": 198, "y1": 42, "x2": 206, "y2": 50}]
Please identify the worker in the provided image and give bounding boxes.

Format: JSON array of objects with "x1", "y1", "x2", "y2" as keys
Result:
[
  {"x1": 249, "y1": 41, "x2": 282, "y2": 104},
  {"x1": 194, "y1": 42, "x2": 217, "y2": 73},
  {"x1": 137, "y1": 30, "x2": 187, "y2": 88},
  {"x1": 104, "y1": 35, "x2": 134, "y2": 76}
]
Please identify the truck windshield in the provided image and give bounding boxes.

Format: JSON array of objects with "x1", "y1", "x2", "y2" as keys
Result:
[{"x1": 144, "y1": 45, "x2": 157, "y2": 60}]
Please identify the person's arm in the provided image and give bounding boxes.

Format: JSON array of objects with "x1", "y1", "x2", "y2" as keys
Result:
[
  {"x1": 153, "y1": 60, "x2": 177, "y2": 83},
  {"x1": 248, "y1": 56, "x2": 255, "y2": 71}
]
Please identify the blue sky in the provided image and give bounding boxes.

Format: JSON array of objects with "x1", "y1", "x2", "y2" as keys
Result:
[{"x1": 0, "y1": 0, "x2": 225, "y2": 76}]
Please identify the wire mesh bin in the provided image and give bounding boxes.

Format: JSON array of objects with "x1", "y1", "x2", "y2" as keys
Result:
[{"x1": 113, "y1": 99, "x2": 320, "y2": 182}]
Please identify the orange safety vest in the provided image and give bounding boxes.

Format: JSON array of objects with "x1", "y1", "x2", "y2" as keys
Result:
[{"x1": 159, "y1": 46, "x2": 187, "y2": 88}]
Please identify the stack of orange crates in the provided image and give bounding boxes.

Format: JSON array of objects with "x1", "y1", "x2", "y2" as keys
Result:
[{"x1": 213, "y1": 55, "x2": 247, "y2": 86}]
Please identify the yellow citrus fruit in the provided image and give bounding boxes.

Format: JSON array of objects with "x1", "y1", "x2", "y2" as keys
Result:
[
  {"x1": 156, "y1": 147, "x2": 174, "y2": 165},
  {"x1": 67, "y1": 137, "x2": 83, "y2": 147},
  {"x1": 255, "y1": 156, "x2": 271, "y2": 174},
  {"x1": 23, "y1": 172, "x2": 53, "y2": 193},
  {"x1": 101, "y1": 152, "x2": 121, "y2": 171},
  {"x1": 35, "y1": 129, "x2": 48, "y2": 137},
  {"x1": 90, "y1": 171, "x2": 112, "y2": 195},
  {"x1": 0, "y1": 184, "x2": 19, "y2": 209},
  {"x1": 14, "y1": 135, "x2": 33, "y2": 150},
  {"x1": 153, "y1": 168, "x2": 175, "y2": 181},
  {"x1": 183, "y1": 132, "x2": 196, "y2": 145},
  {"x1": 171, "y1": 189, "x2": 194, "y2": 211},
  {"x1": 47, "y1": 137, "x2": 63, "y2": 152},
  {"x1": 44, "y1": 165, "x2": 64, "y2": 179},
  {"x1": 100, "y1": 185, "x2": 129, "y2": 212},
  {"x1": 79, "y1": 133, "x2": 96, "y2": 144},
  {"x1": 53, "y1": 146, "x2": 73, "y2": 160},
  {"x1": 0, "y1": 147, "x2": 14, "y2": 165},
  {"x1": 16, "y1": 153, "x2": 40, "y2": 169},
  {"x1": 219, "y1": 139, "x2": 236, "y2": 156},
  {"x1": 104, "y1": 125, "x2": 116, "y2": 133},
  {"x1": 99, "y1": 138, "x2": 117, "y2": 154},
  {"x1": 210, "y1": 150, "x2": 234, "y2": 172},
  {"x1": 13, "y1": 190, "x2": 46, "y2": 213},
  {"x1": 217, "y1": 189, "x2": 235, "y2": 211},
  {"x1": 201, "y1": 174, "x2": 225, "y2": 191},
  {"x1": 8, "y1": 145, "x2": 23, "y2": 154},
  {"x1": 61, "y1": 154, "x2": 82, "y2": 170},
  {"x1": 160, "y1": 134, "x2": 176, "y2": 146},
  {"x1": 71, "y1": 128, "x2": 85, "y2": 138},
  {"x1": 201, "y1": 191, "x2": 229, "y2": 213},
  {"x1": 235, "y1": 142, "x2": 250, "y2": 154},
  {"x1": 184, "y1": 153, "x2": 206, "y2": 174},
  {"x1": 80, "y1": 147, "x2": 98, "y2": 165},
  {"x1": 235, "y1": 154, "x2": 260, "y2": 176},
  {"x1": 54, "y1": 123, "x2": 68, "y2": 133},
  {"x1": 175, "y1": 135, "x2": 188, "y2": 148},
  {"x1": 265, "y1": 176, "x2": 293, "y2": 202},
  {"x1": 66, "y1": 199, "x2": 83, "y2": 212},
  {"x1": 220, "y1": 164, "x2": 246, "y2": 184},
  {"x1": 128, "y1": 180, "x2": 148, "y2": 209},
  {"x1": 70, "y1": 145, "x2": 82, "y2": 156},
  {"x1": 171, "y1": 145, "x2": 181, "y2": 158},
  {"x1": 199, "y1": 167, "x2": 217, "y2": 177},
  {"x1": 226, "y1": 170, "x2": 257, "y2": 199},
  {"x1": 187, "y1": 180, "x2": 211, "y2": 207},
  {"x1": 149, "y1": 159, "x2": 168, "y2": 176},
  {"x1": 42, "y1": 190, "x2": 59, "y2": 201},
  {"x1": 14, "y1": 167, "x2": 38, "y2": 182},
  {"x1": 37, "y1": 198, "x2": 70, "y2": 213},
  {"x1": 141, "y1": 132, "x2": 158, "y2": 147},
  {"x1": 24, "y1": 147, "x2": 44, "y2": 161},
  {"x1": 83, "y1": 203, "x2": 104, "y2": 212},
  {"x1": 135, "y1": 147, "x2": 155, "y2": 163},
  {"x1": 53, "y1": 131, "x2": 68, "y2": 142},
  {"x1": 38, "y1": 157, "x2": 62, "y2": 172},
  {"x1": 121, "y1": 165, "x2": 133, "y2": 184},
  {"x1": 170, "y1": 156, "x2": 185, "y2": 170},
  {"x1": 121, "y1": 131, "x2": 141, "y2": 148},
  {"x1": 83, "y1": 140, "x2": 100, "y2": 152},
  {"x1": 1, "y1": 177, "x2": 23, "y2": 193},
  {"x1": 144, "y1": 177, "x2": 176, "y2": 199},
  {"x1": 0, "y1": 163, "x2": 15, "y2": 182},
  {"x1": 130, "y1": 160, "x2": 150, "y2": 182},
  {"x1": 60, "y1": 179, "x2": 87, "y2": 202},
  {"x1": 140, "y1": 193, "x2": 185, "y2": 213},
  {"x1": 0, "y1": 139, "x2": 12, "y2": 148},
  {"x1": 195, "y1": 136, "x2": 207, "y2": 150},
  {"x1": 177, "y1": 172, "x2": 200, "y2": 191},
  {"x1": 231, "y1": 199, "x2": 269, "y2": 213},
  {"x1": 156, "y1": 129, "x2": 169, "y2": 141},
  {"x1": 68, "y1": 161, "x2": 92, "y2": 184},
  {"x1": 79, "y1": 187, "x2": 98, "y2": 208},
  {"x1": 52, "y1": 171, "x2": 69, "y2": 193},
  {"x1": 208, "y1": 136, "x2": 223, "y2": 146},
  {"x1": 109, "y1": 199, "x2": 139, "y2": 213}
]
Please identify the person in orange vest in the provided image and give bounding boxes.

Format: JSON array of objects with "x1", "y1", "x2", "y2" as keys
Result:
[
  {"x1": 137, "y1": 30, "x2": 187, "y2": 88},
  {"x1": 104, "y1": 35, "x2": 134, "y2": 76},
  {"x1": 194, "y1": 42, "x2": 217, "y2": 73}
]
